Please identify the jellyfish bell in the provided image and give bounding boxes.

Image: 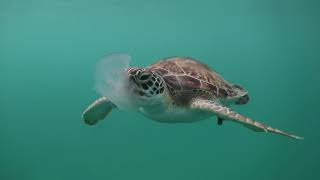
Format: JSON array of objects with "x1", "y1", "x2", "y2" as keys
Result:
[{"x1": 94, "y1": 53, "x2": 134, "y2": 111}]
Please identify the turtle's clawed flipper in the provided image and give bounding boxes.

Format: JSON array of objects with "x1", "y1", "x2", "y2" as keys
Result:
[
  {"x1": 82, "y1": 97, "x2": 116, "y2": 125},
  {"x1": 217, "y1": 117, "x2": 223, "y2": 125},
  {"x1": 191, "y1": 99, "x2": 303, "y2": 139}
]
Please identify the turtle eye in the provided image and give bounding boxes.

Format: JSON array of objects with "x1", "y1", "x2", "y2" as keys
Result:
[{"x1": 139, "y1": 72, "x2": 151, "y2": 81}]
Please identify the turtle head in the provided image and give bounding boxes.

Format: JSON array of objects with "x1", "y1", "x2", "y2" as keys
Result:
[{"x1": 127, "y1": 67, "x2": 165, "y2": 98}]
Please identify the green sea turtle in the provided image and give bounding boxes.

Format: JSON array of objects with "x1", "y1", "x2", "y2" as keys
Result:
[{"x1": 83, "y1": 55, "x2": 303, "y2": 139}]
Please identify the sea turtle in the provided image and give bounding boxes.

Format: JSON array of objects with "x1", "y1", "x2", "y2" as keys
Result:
[{"x1": 83, "y1": 55, "x2": 303, "y2": 139}]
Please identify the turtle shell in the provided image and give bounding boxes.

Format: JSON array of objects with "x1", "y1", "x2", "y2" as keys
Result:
[{"x1": 148, "y1": 57, "x2": 240, "y2": 99}]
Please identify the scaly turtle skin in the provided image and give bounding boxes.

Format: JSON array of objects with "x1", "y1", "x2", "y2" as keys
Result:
[{"x1": 83, "y1": 55, "x2": 303, "y2": 139}]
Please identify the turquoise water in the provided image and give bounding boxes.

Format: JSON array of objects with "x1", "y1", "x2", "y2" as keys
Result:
[{"x1": 1, "y1": 1, "x2": 320, "y2": 179}]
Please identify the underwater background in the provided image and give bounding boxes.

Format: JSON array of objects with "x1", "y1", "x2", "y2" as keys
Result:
[{"x1": 1, "y1": 0, "x2": 320, "y2": 180}]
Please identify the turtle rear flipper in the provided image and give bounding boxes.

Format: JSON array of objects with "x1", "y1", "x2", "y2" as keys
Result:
[
  {"x1": 191, "y1": 99, "x2": 303, "y2": 140},
  {"x1": 82, "y1": 97, "x2": 115, "y2": 125},
  {"x1": 217, "y1": 117, "x2": 224, "y2": 125}
]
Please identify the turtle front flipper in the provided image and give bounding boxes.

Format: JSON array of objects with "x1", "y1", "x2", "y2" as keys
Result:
[
  {"x1": 82, "y1": 97, "x2": 116, "y2": 125},
  {"x1": 191, "y1": 99, "x2": 303, "y2": 140}
]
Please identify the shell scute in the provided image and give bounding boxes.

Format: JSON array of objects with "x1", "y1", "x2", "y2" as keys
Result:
[
  {"x1": 159, "y1": 60, "x2": 184, "y2": 74},
  {"x1": 177, "y1": 75, "x2": 201, "y2": 90},
  {"x1": 148, "y1": 57, "x2": 246, "y2": 100},
  {"x1": 151, "y1": 68, "x2": 169, "y2": 76},
  {"x1": 163, "y1": 76, "x2": 181, "y2": 90},
  {"x1": 202, "y1": 82, "x2": 217, "y2": 94}
]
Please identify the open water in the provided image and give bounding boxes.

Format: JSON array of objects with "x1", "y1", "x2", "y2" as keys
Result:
[{"x1": 1, "y1": 1, "x2": 319, "y2": 180}]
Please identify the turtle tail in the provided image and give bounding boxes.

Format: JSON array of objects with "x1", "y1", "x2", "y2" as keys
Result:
[{"x1": 232, "y1": 84, "x2": 250, "y2": 105}]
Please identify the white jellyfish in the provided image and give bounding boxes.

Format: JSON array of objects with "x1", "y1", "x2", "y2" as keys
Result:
[{"x1": 95, "y1": 53, "x2": 134, "y2": 110}]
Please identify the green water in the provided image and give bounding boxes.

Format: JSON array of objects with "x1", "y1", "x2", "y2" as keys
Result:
[{"x1": 1, "y1": 1, "x2": 319, "y2": 180}]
